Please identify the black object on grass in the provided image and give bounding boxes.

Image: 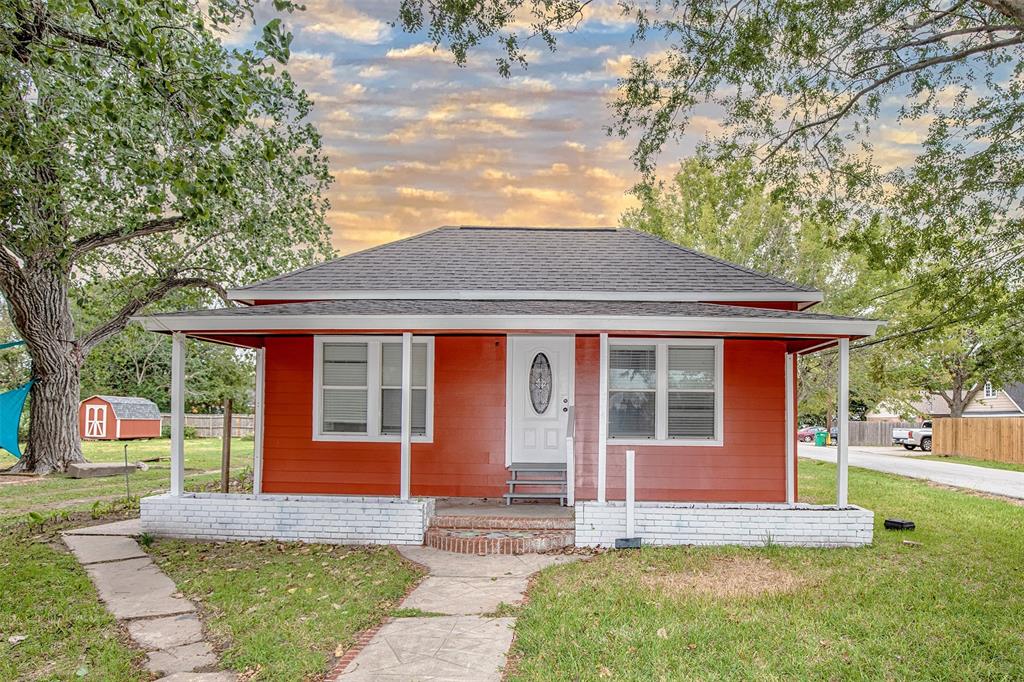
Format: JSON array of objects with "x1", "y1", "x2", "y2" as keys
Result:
[
  {"x1": 884, "y1": 518, "x2": 915, "y2": 530},
  {"x1": 615, "y1": 537, "x2": 642, "y2": 549}
]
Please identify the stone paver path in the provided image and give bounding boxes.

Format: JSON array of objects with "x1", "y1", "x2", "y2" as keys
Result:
[
  {"x1": 63, "y1": 521, "x2": 236, "y2": 681},
  {"x1": 335, "y1": 546, "x2": 577, "y2": 681}
]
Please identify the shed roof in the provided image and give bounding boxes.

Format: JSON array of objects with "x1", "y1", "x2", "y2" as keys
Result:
[
  {"x1": 228, "y1": 227, "x2": 822, "y2": 302},
  {"x1": 93, "y1": 396, "x2": 161, "y2": 420}
]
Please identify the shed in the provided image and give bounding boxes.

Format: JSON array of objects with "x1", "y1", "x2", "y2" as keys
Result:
[{"x1": 79, "y1": 395, "x2": 162, "y2": 440}]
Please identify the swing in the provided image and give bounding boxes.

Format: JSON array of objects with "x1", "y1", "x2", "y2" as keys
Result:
[{"x1": 0, "y1": 340, "x2": 31, "y2": 459}]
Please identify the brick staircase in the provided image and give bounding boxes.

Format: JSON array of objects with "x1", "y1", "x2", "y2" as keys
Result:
[{"x1": 425, "y1": 510, "x2": 575, "y2": 555}]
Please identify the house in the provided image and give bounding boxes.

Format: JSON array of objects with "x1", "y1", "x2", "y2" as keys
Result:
[
  {"x1": 867, "y1": 383, "x2": 1024, "y2": 422},
  {"x1": 79, "y1": 395, "x2": 162, "y2": 440},
  {"x1": 136, "y1": 226, "x2": 881, "y2": 549}
]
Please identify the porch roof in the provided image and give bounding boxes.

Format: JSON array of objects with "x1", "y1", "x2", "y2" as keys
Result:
[{"x1": 136, "y1": 299, "x2": 881, "y2": 338}]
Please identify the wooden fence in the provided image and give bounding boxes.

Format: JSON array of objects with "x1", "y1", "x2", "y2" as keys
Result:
[
  {"x1": 934, "y1": 417, "x2": 1024, "y2": 464},
  {"x1": 159, "y1": 413, "x2": 254, "y2": 438},
  {"x1": 847, "y1": 421, "x2": 914, "y2": 447}
]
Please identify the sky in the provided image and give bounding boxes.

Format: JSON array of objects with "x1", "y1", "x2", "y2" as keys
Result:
[{"x1": 228, "y1": 1, "x2": 921, "y2": 255}]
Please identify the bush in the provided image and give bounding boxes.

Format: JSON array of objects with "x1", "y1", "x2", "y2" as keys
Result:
[{"x1": 160, "y1": 424, "x2": 199, "y2": 439}]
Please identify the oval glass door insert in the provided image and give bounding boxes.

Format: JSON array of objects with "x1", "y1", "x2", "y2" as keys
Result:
[{"x1": 529, "y1": 353, "x2": 553, "y2": 414}]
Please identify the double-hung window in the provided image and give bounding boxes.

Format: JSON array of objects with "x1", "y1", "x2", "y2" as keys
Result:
[
  {"x1": 607, "y1": 338, "x2": 722, "y2": 445},
  {"x1": 314, "y1": 336, "x2": 434, "y2": 441}
]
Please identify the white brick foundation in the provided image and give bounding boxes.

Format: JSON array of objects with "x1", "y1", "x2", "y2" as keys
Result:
[
  {"x1": 575, "y1": 501, "x2": 873, "y2": 548},
  {"x1": 140, "y1": 493, "x2": 435, "y2": 545}
]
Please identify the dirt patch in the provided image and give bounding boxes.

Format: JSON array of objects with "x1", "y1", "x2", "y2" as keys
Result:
[{"x1": 640, "y1": 556, "x2": 804, "y2": 599}]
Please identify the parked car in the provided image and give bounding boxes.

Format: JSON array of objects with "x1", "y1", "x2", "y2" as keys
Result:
[
  {"x1": 893, "y1": 421, "x2": 933, "y2": 451},
  {"x1": 797, "y1": 426, "x2": 826, "y2": 442}
]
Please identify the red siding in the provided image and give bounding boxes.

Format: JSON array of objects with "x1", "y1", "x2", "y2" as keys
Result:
[
  {"x1": 261, "y1": 335, "x2": 508, "y2": 497},
  {"x1": 79, "y1": 397, "x2": 110, "y2": 440},
  {"x1": 118, "y1": 419, "x2": 161, "y2": 439},
  {"x1": 573, "y1": 337, "x2": 789, "y2": 503}
]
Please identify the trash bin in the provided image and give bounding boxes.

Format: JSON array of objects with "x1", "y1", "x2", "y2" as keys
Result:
[{"x1": 814, "y1": 431, "x2": 827, "y2": 446}]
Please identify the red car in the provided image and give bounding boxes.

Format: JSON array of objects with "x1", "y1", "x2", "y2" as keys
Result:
[{"x1": 797, "y1": 426, "x2": 826, "y2": 443}]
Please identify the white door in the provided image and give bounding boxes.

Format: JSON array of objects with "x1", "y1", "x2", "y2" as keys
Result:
[
  {"x1": 85, "y1": 404, "x2": 107, "y2": 438},
  {"x1": 509, "y1": 335, "x2": 574, "y2": 464}
]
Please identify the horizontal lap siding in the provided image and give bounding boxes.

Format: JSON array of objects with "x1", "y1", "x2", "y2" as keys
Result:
[
  {"x1": 117, "y1": 419, "x2": 161, "y2": 438},
  {"x1": 575, "y1": 337, "x2": 788, "y2": 503},
  {"x1": 261, "y1": 335, "x2": 507, "y2": 497}
]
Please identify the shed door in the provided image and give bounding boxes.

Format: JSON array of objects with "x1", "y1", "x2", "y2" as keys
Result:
[
  {"x1": 85, "y1": 404, "x2": 107, "y2": 438},
  {"x1": 509, "y1": 336, "x2": 574, "y2": 464}
]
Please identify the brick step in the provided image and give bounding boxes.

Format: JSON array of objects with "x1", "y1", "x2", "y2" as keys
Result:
[
  {"x1": 424, "y1": 527, "x2": 574, "y2": 555},
  {"x1": 430, "y1": 514, "x2": 574, "y2": 531}
]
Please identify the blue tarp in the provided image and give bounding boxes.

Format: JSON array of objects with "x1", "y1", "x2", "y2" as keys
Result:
[
  {"x1": 0, "y1": 382, "x2": 31, "y2": 458},
  {"x1": 0, "y1": 340, "x2": 25, "y2": 351}
]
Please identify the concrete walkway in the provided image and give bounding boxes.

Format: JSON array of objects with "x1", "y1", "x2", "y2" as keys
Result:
[
  {"x1": 63, "y1": 520, "x2": 236, "y2": 682},
  {"x1": 334, "y1": 546, "x2": 577, "y2": 681},
  {"x1": 800, "y1": 444, "x2": 1024, "y2": 500}
]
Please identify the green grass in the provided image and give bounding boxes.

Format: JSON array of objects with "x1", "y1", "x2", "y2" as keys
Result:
[
  {"x1": 0, "y1": 438, "x2": 253, "y2": 524},
  {"x1": 508, "y1": 459, "x2": 1024, "y2": 681},
  {"x1": 148, "y1": 540, "x2": 422, "y2": 681},
  {"x1": 0, "y1": 517, "x2": 148, "y2": 682},
  {"x1": 912, "y1": 453, "x2": 1024, "y2": 473}
]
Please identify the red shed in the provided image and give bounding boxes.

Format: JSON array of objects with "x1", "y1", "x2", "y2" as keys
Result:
[{"x1": 79, "y1": 395, "x2": 162, "y2": 440}]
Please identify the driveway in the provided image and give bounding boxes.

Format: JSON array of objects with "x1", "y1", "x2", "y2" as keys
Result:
[{"x1": 799, "y1": 444, "x2": 1024, "y2": 500}]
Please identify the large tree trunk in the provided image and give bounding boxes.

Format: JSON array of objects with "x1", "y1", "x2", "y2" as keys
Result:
[{"x1": 4, "y1": 260, "x2": 84, "y2": 474}]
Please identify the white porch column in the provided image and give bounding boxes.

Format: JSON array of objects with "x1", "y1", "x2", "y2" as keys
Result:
[
  {"x1": 400, "y1": 332, "x2": 412, "y2": 501},
  {"x1": 252, "y1": 347, "x2": 266, "y2": 496},
  {"x1": 598, "y1": 332, "x2": 609, "y2": 504},
  {"x1": 785, "y1": 352, "x2": 795, "y2": 505},
  {"x1": 170, "y1": 332, "x2": 186, "y2": 496},
  {"x1": 837, "y1": 337, "x2": 850, "y2": 507}
]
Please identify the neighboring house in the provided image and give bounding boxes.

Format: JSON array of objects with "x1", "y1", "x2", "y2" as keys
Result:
[
  {"x1": 79, "y1": 395, "x2": 162, "y2": 440},
  {"x1": 867, "y1": 383, "x2": 1024, "y2": 421},
  {"x1": 136, "y1": 226, "x2": 881, "y2": 549}
]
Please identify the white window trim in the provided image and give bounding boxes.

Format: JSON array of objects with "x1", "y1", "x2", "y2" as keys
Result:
[
  {"x1": 983, "y1": 381, "x2": 996, "y2": 399},
  {"x1": 312, "y1": 335, "x2": 435, "y2": 443},
  {"x1": 606, "y1": 337, "x2": 724, "y2": 447}
]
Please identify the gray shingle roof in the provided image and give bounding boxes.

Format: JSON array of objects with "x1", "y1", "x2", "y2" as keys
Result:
[
  {"x1": 153, "y1": 299, "x2": 868, "y2": 322},
  {"x1": 231, "y1": 227, "x2": 819, "y2": 296},
  {"x1": 96, "y1": 396, "x2": 161, "y2": 420}
]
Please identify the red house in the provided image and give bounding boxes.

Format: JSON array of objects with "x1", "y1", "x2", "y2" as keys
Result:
[
  {"x1": 137, "y1": 227, "x2": 880, "y2": 549},
  {"x1": 79, "y1": 395, "x2": 162, "y2": 440}
]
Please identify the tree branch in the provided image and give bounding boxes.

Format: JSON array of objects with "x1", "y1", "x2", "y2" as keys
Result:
[
  {"x1": 765, "y1": 33, "x2": 1024, "y2": 160},
  {"x1": 79, "y1": 275, "x2": 229, "y2": 353},
  {"x1": 976, "y1": 0, "x2": 1024, "y2": 26},
  {"x1": 71, "y1": 216, "x2": 187, "y2": 258}
]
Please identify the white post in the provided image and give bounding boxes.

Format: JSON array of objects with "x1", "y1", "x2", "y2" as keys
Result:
[
  {"x1": 625, "y1": 449, "x2": 635, "y2": 537},
  {"x1": 565, "y1": 435, "x2": 575, "y2": 507},
  {"x1": 598, "y1": 332, "x2": 609, "y2": 504},
  {"x1": 400, "y1": 332, "x2": 412, "y2": 501},
  {"x1": 837, "y1": 337, "x2": 850, "y2": 507},
  {"x1": 170, "y1": 332, "x2": 186, "y2": 496},
  {"x1": 785, "y1": 352, "x2": 795, "y2": 505},
  {"x1": 252, "y1": 347, "x2": 266, "y2": 496}
]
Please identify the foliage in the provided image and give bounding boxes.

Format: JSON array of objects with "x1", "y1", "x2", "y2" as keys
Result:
[
  {"x1": 0, "y1": 0, "x2": 332, "y2": 471},
  {"x1": 81, "y1": 323, "x2": 254, "y2": 413}
]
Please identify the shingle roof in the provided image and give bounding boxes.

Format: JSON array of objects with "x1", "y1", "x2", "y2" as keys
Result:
[
  {"x1": 153, "y1": 299, "x2": 867, "y2": 322},
  {"x1": 230, "y1": 227, "x2": 820, "y2": 297},
  {"x1": 95, "y1": 396, "x2": 161, "y2": 420}
]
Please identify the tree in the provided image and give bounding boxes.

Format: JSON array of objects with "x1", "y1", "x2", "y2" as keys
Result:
[
  {"x1": 401, "y1": 1, "x2": 1024, "y2": 320},
  {"x1": 1, "y1": 0, "x2": 333, "y2": 473}
]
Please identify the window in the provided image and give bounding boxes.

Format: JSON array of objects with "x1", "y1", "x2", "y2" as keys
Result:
[
  {"x1": 314, "y1": 336, "x2": 434, "y2": 441},
  {"x1": 983, "y1": 381, "x2": 996, "y2": 399},
  {"x1": 607, "y1": 339, "x2": 722, "y2": 445}
]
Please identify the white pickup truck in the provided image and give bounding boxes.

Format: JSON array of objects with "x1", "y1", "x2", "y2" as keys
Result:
[{"x1": 893, "y1": 421, "x2": 932, "y2": 451}]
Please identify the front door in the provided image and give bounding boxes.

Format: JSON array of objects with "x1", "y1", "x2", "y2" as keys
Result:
[
  {"x1": 508, "y1": 335, "x2": 574, "y2": 464},
  {"x1": 85, "y1": 404, "x2": 106, "y2": 438}
]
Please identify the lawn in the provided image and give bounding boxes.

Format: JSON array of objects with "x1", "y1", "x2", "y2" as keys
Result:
[
  {"x1": 508, "y1": 459, "x2": 1024, "y2": 681},
  {"x1": 913, "y1": 453, "x2": 1024, "y2": 473},
  {"x1": 0, "y1": 437, "x2": 253, "y2": 524},
  {"x1": 147, "y1": 540, "x2": 422, "y2": 680},
  {"x1": 0, "y1": 513, "x2": 149, "y2": 682}
]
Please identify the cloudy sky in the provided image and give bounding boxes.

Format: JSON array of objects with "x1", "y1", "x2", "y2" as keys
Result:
[{"x1": 229, "y1": 1, "x2": 918, "y2": 255}]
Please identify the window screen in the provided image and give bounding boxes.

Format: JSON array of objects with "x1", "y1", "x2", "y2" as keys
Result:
[
  {"x1": 380, "y1": 343, "x2": 428, "y2": 435},
  {"x1": 322, "y1": 343, "x2": 368, "y2": 433},
  {"x1": 667, "y1": 346, "x2": 716, "y2": 439},
  {"x1": 608, "y1": 346, "x2": 656, "y2": 438}
]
